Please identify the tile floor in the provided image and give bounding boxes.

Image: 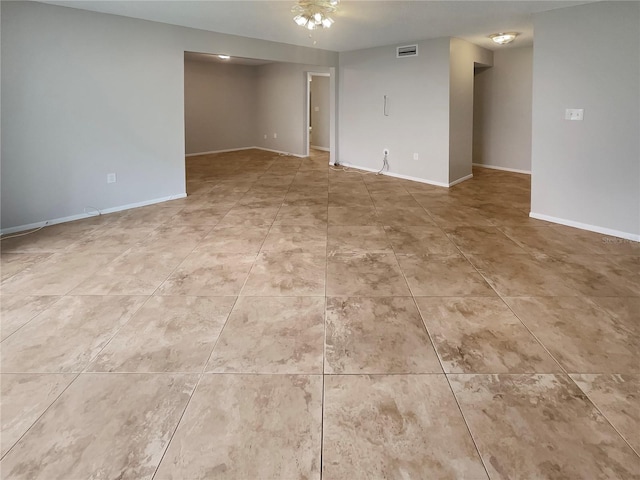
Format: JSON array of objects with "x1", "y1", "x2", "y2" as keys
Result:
[{"x1": 1, "y1": 148, "x2": 638, "y2": 479}]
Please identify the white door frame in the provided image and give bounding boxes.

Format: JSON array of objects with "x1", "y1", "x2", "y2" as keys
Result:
[{"x1": 305, "y1": 72, "x2": 331, "y2": 159}]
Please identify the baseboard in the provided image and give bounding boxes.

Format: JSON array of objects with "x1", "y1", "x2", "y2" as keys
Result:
[
  {"x1": 310, "y1": 145, "x2": 330, "y2": 152},
  {"x1": 0, "y1": 193, "x2": 187, "y2": 235},
  {"x1": 449, "y1": 173, "x2": 473, "y2": 187},
  {"x1": 253, "y1": 147, "x2": 306, "y2": 158},
  {"x1": 529, "y1": 212, "x2": 639, "y2": 242},
  {"x1": 473, "y1": 163, "x2": 531, "y2": 175},
  {"x1": 185, "y1": 147, "x2": 254, "y2": 157},
  {"x1": 334, "y1": 162, "x2": 450, "y2": 188}
]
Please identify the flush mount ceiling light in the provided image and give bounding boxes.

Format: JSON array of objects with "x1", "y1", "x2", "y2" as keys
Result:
[
  {"x1": 218, "y1": 54, "x2": 231, "y2": 60},
  {"x1": 292, "y1": 0, "x2": 339, "y2": 30},
  {"x1": 489, "y1": 32, "x2": 519, "y2": 45}
]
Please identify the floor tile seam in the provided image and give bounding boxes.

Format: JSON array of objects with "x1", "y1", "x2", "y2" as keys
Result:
[
  {"x1": 446, "y1": 240, "x2": 571, "y2": 376},
  {"x1": 0, "y1": 370, "x2": 82, "y2": 462},
  {"x1": 564, "y1": 374, "x2": 640, "y2": 459},
  {"x1": 78, "y1": 294, "x2": 155, "y2": 375},
  {"x1": 0, "y1": 295, "x2": 67, "y2": 345}
]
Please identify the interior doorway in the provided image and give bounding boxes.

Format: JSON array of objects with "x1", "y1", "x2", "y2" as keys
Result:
[{"x1": 305, "y1": 72, "x2": 330, "y2": 157}]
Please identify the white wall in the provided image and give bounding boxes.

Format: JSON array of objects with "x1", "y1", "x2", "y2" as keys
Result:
[
  {"x1": 310, "y1": 76, "x2": 330, "y2": 150},
  {"x1": 449, "y1": 38, "x2": 493, "y2": 183},
  {"x1": 531, "y1": 1, "x2": 640, "y2": 239},
  {"x1": 473, "y1": 47, "x2": 533, "y2": 173},
  {"x1": 1, "y1": 1, "x2": 337, "y2": 231},
  {"x1": 338, "y1": 38, "x2": 452, "y2": 185},
  {"x1": 254, "y1": 62, "x2": 330, "y2": 156},
  {"x1": 184, "y1": 60, "x2": 257, "y2": 154}
]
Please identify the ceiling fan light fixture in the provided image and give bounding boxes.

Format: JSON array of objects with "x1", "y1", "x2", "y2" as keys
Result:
[
  {"x1": 489, "y1": 32, "x2": 519, "y2": 45},
  {"x1": 292, "y1": 0, "x2": 339, "y2": 30}
]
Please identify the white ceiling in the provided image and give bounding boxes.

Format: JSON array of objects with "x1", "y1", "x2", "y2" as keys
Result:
[{"x1": 43, "y1": 0, "x2": 593, "y2": 53}]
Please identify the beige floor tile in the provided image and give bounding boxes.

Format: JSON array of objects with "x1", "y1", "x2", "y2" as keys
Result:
[
  {"x1": 505, "y1": 296, "x2": 639, "y2": 373},
  {"x1": 131, "y1": 224, "x2": 212, "y2": 254},
  {"x1": 467, "y1": 253, "x2": 579, "y2": 296},
  {"x1": 384, "y1": 225, "x2": 458, "y2": 255},
  {"x1": 0, "y1": 253, "x2": 54, "y2": 281},
  {"x1": 0, "y1": 295, "x2": 61, "y2": 341},
  {"x1": 449, "y1": 374, "x2": 640, "y2": 479},
  {"x1": 588, "y1": 296, "x2": 640, "y2": 326},
  {"x1": 68, "y1": 225, "x2": 156, "y2": 254},
  {"x1": 374, "y1": 207, "x2": 435, "y2": 226},
  {"x1": 416, "y1": 297, "x2": 560, "y2": 373},
  {"x1": 328, "y1": 193, "x2": 373, "y2": 207},
  {"x1": 397, "y1": 253, "x2": 495, "y2": 296},
  {"x1": 157, "y1": 252, "x2": 256, "y2": 296},
  {"x1": 154, "y1": 374, "x2": 322, "y2": 480},
  {"x1": 325, "y1": 297, "x2": 441, "y2": 374},
  {"x1": 115, "y1": 206, "x2": 185, "y2": 227},
  {"x1": 1, "y1": 295, "x2": 146, "y2": 373},
  {"x1": 0, "y1": 373, "x2": 76, "y2": 457},
  {"x1": 273, "y1": 205, "x2": 327, "y2": 225},
  {"x1": 217, "y1": 206, "x2": 279, "y2": 226},
  {"x1": 194, "y1": 226, "x2": 269, "y2": 254},
  {"x1": 322, "y1": 374, "x2": 488, "y2": 479},
  {"x1": 327, "y1": 253, "x2": 410, "y2": 296},
  {"x1": 500, "y1": 225, "x2": 603, "y2": 255},
  {"x1": 328, "y1": 206, "x2": 380, "y2": 226},
  {"x1": 557, "y1": 254, "x2": 640, "y2": 297},
  {"x1": 88, "y1": 296, "x2": 235, "y2": 373},
  {"x1": 0, "y1": 373, "x2": 197, "y2": 480},
  {"x1": 241, "y1": 252, "x2": 326, "y2": 296},
  {"x1": 260, "y1": 225, "x2": 327, "y2": 253},
  {"x1": 446, "y1": 226, "x2": 526, "y2": 255},
  {"x1": 426, "y1": 205, "x2": 496, "y2": 227},
  {"x1": 570, "y1": 374, "x2": 640, "y2": 452},
  {"x1": 207, "y1": 296, "x2": 324, "y2": 373},
  {"x1": 1, "y1": 252, "x2": 116, "y2": 295},
  {"x1": 70, "y1": 250, "x2": 187, "y2": 295},
  {"x1": 0, "y1": 222, "x2": 100, "y2": 254},
  {"x1": 169, "y1": 204, "x2": 233, "y2": 225},
  {"x1": 328, "y1": 226, "x2": 392, "y2": 254}
]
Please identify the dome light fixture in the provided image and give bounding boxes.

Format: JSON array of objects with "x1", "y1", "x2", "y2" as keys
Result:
[
  {"x1": 489, "y1": 32, "x2": 519, "y2": 45},
  {"x1": 217, "y1": 55, "x2": 231, "y2": 60},
  {"x1": 292, "y1": 0, "x2": 339, "y2": 30}
]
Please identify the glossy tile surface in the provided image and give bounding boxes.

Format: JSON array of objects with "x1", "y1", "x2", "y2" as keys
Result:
[
  {"x1": 450, "y1": 374, "x2": 640, "y2": 479},
  {"x1": 207, "y1": 296, "x2": 324, "y2": 373},
  {"x1": 0, "y1": 374, "x2": 197, "y2": 480},
  {"x1": 2, "y1": 149, "x2": 637, "y2": 478},
  {"x1": 154, "y1": 374, "x2": 322, "y2": 480},
  {"x1": 325, "y1": 297, "x2": 441, "y2": 374},
  {"x1": 416, "y1": 297, "x2": 560, "y2": 373},
  {"x1": 323, "y1": 375, "x2": 488, "y2": 479}
]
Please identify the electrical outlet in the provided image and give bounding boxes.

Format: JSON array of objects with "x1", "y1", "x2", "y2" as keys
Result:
[
  {"x1": 383, "y1": 148, "x2": 390, "y2": 156},
  {"x1": 263, "y1": 134, "x2": 267, "y2": 139},
  {"x1": 413, "y1": 153, "x2": 419, "y2": 160},
  {"x1": 107, "y1": 173, "x2": 116, "y2": 184},
  {"x1": 273, "y1": 133, "x2": 277, "y2": 139}
]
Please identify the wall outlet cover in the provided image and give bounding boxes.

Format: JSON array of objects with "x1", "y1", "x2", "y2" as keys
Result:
[
  {"x1": 565, "y1": 108, "x2": 584, "y2": 121},
  {"x1": 107, "y1": 173, "x2": 116, "y2": 184}
]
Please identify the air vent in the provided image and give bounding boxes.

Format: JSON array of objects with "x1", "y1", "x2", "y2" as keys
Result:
[{"x1": 396, "y1": 45, "x2": 418, "y2": 58}]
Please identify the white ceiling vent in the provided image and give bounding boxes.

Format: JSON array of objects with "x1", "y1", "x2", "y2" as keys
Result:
[{"x1": 396, "y1": 45, "x2": 418, "y2": 58}]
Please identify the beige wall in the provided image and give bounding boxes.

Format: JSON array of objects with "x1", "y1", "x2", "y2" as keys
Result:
[
  {"x1": 448, "y1": 38, "x2": 493, "y2": 183},
  {"x1": 310, "y1": 75, "x2": 330, "y2": 150},
  {"x1": 531, "y1": 1, "x2": 639, "y2": 238},
  {"x1": 473, "y1": 47, "x2": 533, "y2": 173},
  {"x1": 184, "y1": 60, "x2": 257, "y2": 154},
  {"x1": 255, "y1": 62, "x2": 330, "y2": 156}
]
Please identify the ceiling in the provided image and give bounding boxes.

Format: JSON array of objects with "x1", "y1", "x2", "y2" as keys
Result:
[{"x1": 43, "y1": 1, "x2": 593, "y2": 53}]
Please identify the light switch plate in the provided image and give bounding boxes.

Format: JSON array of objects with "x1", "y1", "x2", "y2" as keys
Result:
[{"x1": 565, "y1": 108, "x2": 584, "y2": 121}]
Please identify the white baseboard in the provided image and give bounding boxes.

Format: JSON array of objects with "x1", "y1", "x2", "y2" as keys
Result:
[
  {"x1": 310, "y1": 145, "x2": 330, "y2": 152},
  {"x1": 473, "y1": 163, "x2": 531, "y2": 175},
  {"x1": 254, "y1": 147, "x2": 306, "y2": 158},
  {"x1": 529, "y1": 212, "x2": 639, "y2": 242},
  {"x1": 449, "y1": 173, "x2": 474, "y2": 187},
  {"x1": 0, "y1": 193, "x2": 187, "y2": 235},
  {"x1": 185, "y1": 147, "x2": 254, "y2": 157},
  {"x1": 333, "y1": 162, "x2": 451, "y2": 188}
]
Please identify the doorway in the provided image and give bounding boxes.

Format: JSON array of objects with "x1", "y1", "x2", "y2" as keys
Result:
[{"x1": 305, "y1": 72, "x2": 330, "y2": 158}]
